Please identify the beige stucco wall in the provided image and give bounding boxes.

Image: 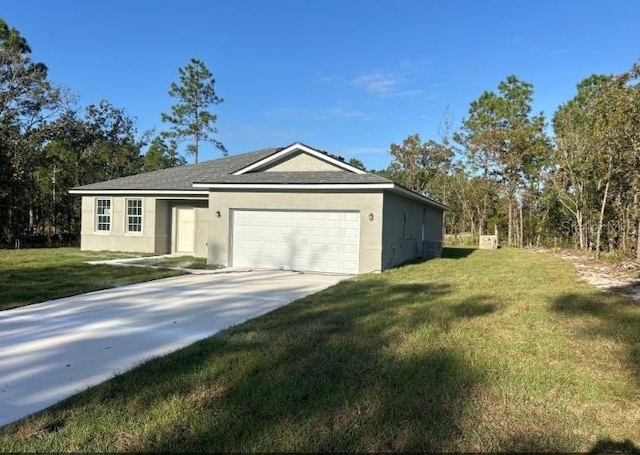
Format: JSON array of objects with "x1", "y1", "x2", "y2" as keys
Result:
[
  {"x1": 80, "y1": 196, "x2": 208, "y2": 256},
  {"x1": 194, "y1": 205, "x2": 209, "y2": 257},
  {"x1": 154, "y1": 200, "x2": 172, "y2": 254},
  {"x1": 80, "y1": 196, "x2": 159, "y2": 253},
  {"x1": 381, "y1": 192, "x2": 444, "y2": 268},
  {"x1": 207, "y1": 190, "x2": 384, "y2": 273},
  {"x1": 79, "y1": 189, "x2": 442, "y2": 271},
  {"x1": 263, "y1": 152, "x2": 344, "y2": 172},
  {"x1": 423, "y1": 204, "x2": 445, "y2": 257}
]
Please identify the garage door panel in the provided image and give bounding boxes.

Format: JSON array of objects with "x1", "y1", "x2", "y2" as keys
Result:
[
  {"x1": 343, "y1": 260, "x2": 358, "y2": 270},
  {"x1": 294, "y1": 226, "x2": 311, "y2": 235},
  {"x1": 343, "y1": 244, "x2": 358, "y2": 254},
  {"x1": 325, "y1": 244, "x2": 341, "y2": 254},
  {"x1": 232, "y1": 210, "x2": 360, "y2": 274},
  {"x1": 344, "y1": 228, "x2": 359, "y2": 238},
  {"x1": 325, "y1": 227, "x2": 340, "y2": 237}
]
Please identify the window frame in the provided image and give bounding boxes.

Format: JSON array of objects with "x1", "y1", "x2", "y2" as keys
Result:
[
  {"x1": 125, "y1": 198, "x2": 143, "y2": 234},
  {"x1": 95, "y1": 198, "x2": 112, "y2": 232}
]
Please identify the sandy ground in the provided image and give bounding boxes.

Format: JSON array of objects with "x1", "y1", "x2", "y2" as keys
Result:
[{"x1": 532, "y1": 248, "x2": 640, "y2": 302}]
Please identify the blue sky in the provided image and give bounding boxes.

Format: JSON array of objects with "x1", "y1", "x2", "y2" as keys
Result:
[{"x1": 3, "y1": 1, "x2": 640, "y2": 169}]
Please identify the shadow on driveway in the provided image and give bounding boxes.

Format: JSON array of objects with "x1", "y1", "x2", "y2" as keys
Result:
[{"x1": 0, "y1": 270, "x2": 346, "y2": 428}]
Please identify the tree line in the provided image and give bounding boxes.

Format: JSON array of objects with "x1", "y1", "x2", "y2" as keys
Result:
[
  {"x1": 0, "y1": 19, "x2": 223, "y2": 247},
  {"x1": 381, "y1": 63, "x2": 640, "y2": 259},
  {"x1": 2, "y1": 17, "x2": 639, "y2": 260}
]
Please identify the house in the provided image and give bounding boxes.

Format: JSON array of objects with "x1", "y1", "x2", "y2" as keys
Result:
[{"x1": 70, "y1": 142, "x2": 446, "y2": 274}]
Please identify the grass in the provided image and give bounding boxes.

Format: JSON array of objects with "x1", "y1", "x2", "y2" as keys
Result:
[
  {"x1": 127, "y1": 255, "x2": 222, "y2": 270},
  {"x1": 0, "y1": 248, "x2": 185, "y2": 311},
  {"x1": 1, "y1": 247, "x2": 640, "y2": 452}
]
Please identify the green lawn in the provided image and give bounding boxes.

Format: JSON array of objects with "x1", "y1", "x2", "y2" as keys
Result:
[
  {"x1": 127, "y1": 255, "x2": 222, "y2": 270},
  {"x1": 1, "y1": 248, "x2": 639, "y2": 452},
  {"x1": 0, "y1": 248, "x2": 184, "y2": 311}
]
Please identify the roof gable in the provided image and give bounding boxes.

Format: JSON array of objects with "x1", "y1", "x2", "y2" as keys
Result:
[
  {"x1": 233, "y1": 142, "x2": 366, "y2": 175},
  {"x1": 261, "y1": 150, "x2": 345, "y2": 172},
  {"x1": 68, "y1": 142, "x2": 447, "y2": 210}
]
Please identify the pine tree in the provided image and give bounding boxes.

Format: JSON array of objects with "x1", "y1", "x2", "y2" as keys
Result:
[{"x1": 161, "y1": 58, "x2": 226, "y2": 163}]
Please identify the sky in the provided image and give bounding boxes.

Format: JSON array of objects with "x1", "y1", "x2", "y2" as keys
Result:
[{"x1": 3, "y1": 1, "x2": 640, "y2": 170}]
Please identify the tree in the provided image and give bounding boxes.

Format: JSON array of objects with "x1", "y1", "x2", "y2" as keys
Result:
[
  {"x1": 551, "y1": 64, "x2": 640, "y2": 259},
  {"x1": 161, "y1": 58, "x2": 226, "y2": 163},
  {"x1": 34, "y1": 102, "x2": 147, "y2": 241},
  {"x1": 143, "y1": 136, "x2": 186, "y2": 172},
  {"x1": 387, "y1": 134, "x2": 453, "y2": 200},
  {"x1": 587, "y1": 64, "x2": 640, "y2": 259},
  {"x1": 552, "y1": 75, "x2": 611, "y2": 250},
  {"x1": 454, "y1": 90, "x2": 503, "y2": 236},
  {"x1": 83, "y1": 100, "x2": 145, "y2": 181},
  {"x1": 0, "y1": 18, "x2": 66, "y2": 246},
  {"x1": 447, "y1": 166, "x2": 499, "y2": 241},
  {"x1": 456, "y1": 76, "x2": 549, "y2": 246},
  {"x1": 347, "y1": 157, "x2": 365, "y2": 170}
]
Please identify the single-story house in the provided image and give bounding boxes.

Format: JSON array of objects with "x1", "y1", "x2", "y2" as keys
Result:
[{"x1": 70, "y1": 142, "x2": 446, "y2": 274}]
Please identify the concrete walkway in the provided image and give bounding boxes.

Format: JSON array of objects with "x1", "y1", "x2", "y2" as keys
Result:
[
  {"x1": 86, "y1": 255, "x2": 225, "y2": 275},
  {"x1": 0, "y1": 270, "x2": 347, "y2": 428}
]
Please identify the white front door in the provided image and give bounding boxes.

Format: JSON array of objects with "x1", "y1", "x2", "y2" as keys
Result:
[
  {"x1": 175, "y1": 207, "x2": 195, "y2": 254},
  {"x1": 231, "y1": 210, "x2": 360, "y2": 274}
]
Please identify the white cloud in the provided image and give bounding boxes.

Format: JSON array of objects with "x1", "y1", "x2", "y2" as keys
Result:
[
  {"x1": 352, "y1": 72, "x2": 404, "y2": 96},
  {"x1": 325, "y1": 106, "x2": 369, "y2": 119},
  {"x1": 352, "y1": 70, "x2": 424, "y2": 98}
]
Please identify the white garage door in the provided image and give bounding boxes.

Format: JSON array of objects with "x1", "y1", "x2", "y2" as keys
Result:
[{"x1": 232, "y1": 210, "x2": 360, "y2": 274}]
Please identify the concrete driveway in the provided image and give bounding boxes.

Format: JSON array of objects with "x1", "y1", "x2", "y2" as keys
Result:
[{"x1": 0, "y1": 270, "x2": 347, "y2": 428}]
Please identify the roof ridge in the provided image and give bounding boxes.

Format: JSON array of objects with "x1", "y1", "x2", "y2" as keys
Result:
[{"x1": 70, "y1": 145, "x2": 397, "y2": 192}]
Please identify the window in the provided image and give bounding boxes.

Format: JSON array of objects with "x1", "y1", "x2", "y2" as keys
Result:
[
  {"x1": 95, "y1": 198, "x2": 111, "y2": 231},
  {"x1": 126, "y1": 199, "x2": 142, "y2": 233}
]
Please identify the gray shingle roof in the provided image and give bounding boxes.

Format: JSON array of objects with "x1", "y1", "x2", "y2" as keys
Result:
[
  {"x1": 72, "y1": 148, "x2": 282, "y2": 191},
  {"x1": 72, "y1": 146, "x2": 392, "y2": 191},
  {"x1": 194, "y1": 171, "x2": 389, "y2": 185}
]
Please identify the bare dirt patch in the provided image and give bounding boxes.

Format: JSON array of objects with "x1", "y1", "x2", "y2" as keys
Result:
[{"x1": 531, "y1": 248, "x2": 640, "y2": 302}]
